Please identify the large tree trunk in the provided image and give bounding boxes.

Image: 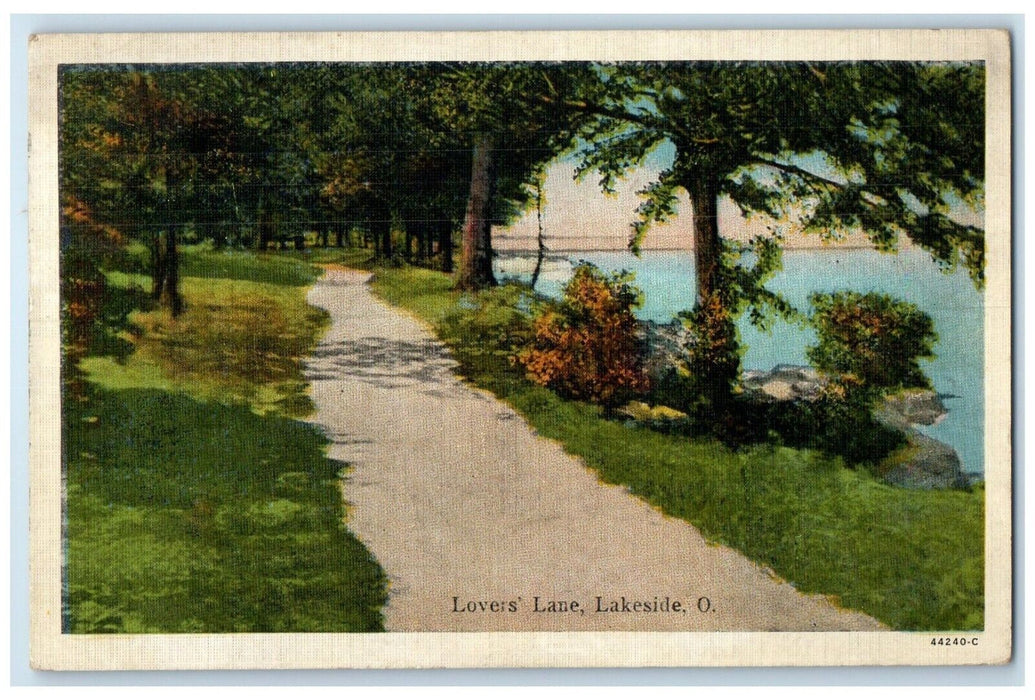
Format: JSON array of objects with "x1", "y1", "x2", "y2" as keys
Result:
[
  {"x1": 150, "y1": 231, "x2": 166, "y2": 300},
  {"x1": 687, "y1": 172, "x2": 738, "y2": 410},
  {"x1": 454, "y1": 132, "x2": 497, "y2": 290},
  {"x1": 689, "y1": 173, "x2": 722, "y2": 306}
]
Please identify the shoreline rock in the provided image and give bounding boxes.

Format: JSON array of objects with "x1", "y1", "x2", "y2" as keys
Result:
[{"x1": 635, "y1": 333, "x2": 972, "y2": 491}]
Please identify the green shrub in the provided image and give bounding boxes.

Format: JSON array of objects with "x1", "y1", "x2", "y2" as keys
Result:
[
  {"x1": 808, "y1": 291, "x2": 937, "y2": 389},
  {"x1": 518, "y1": 263, "x2": 650, "y2": 408},
  {"x1": 680, "y1": 291, "x2": 742, "y2": 414},
  {"x1": 766, "y1": 380, "x2": 906, "y2": 467}
]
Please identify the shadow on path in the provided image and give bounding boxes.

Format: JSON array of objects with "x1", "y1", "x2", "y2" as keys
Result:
[{"x1": 307, "y1": 336, "x2": 479, "y2": 400}]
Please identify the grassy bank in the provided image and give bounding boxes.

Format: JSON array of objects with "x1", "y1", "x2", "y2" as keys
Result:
[
  {"x1": 370, "y1": 265, "x2": 984, "y2": 631},
  {"x1": 64, "y1": 246, "x2": 386, "y2": 633}
]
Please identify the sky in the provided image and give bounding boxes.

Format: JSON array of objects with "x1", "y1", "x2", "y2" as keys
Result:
[
  {"x1": 494, "y1": 154, "x2": 876, "y2": 252},
  {"x1": 496, "y1": 145, "x2": 983, "y2": 253}
]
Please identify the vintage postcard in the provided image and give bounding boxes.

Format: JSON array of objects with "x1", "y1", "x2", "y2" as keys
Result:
[{"x1": 28, "y1": 29, "x2": 1012, "y2": 669}]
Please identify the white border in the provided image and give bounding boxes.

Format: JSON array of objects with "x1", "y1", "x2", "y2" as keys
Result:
[{"x1": 26, "y1": 28, "x2": 1013, "y2": 670}]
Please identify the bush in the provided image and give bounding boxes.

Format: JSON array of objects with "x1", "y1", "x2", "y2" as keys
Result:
[
  {"x1": 808, "y1": 291, "x2": 937, "y2": 390},
  {"x1": 518, "y1": 263, "x2": 650, "y2": 408},
  {"x1": 680, "y1": 291, "x2": 742, "y2": 413},
  {"x1": 765, "y1": 380, "x2": 906, "y2": 467}
]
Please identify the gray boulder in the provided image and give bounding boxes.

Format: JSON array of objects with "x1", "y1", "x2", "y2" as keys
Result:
[
  {"x1": 881, "y1": 432, "x2": 970, "y2": 490},
  {"x1": 874, "y1": 389, "x2": 968, "y2": 489},
  {"x1": 640, "y1": 319, "x2": 692, "y2": 380},
  {"x1": 741, "y1": 365, "x2": 828, "y2": 402},
  {"x1": 875, "y1": 389, "x2": 949, "y2": 429}
]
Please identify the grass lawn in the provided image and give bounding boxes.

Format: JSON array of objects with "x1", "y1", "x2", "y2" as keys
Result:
[
  {"x1": 370, "y1": 264, "x2": 985, "y2": 632},
  {"x1": 64, "y1": 246, "x2": 386, "y2": 633}
]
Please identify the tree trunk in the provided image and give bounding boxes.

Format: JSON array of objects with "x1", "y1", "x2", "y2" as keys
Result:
[
  {"x1": 150, "y1": 231, "x2": 166, "y2": 300},
  {"x1": 256, "y1": 191, "x2": 274, "y2": 251},
  {"x1": 158, "y1": 225, "x2": 183, "y2": 317},
  {"x1": 438, "y1": 220, "x2": 454, "y2": 273},
  {"x1": 405, "y1": 226, "x2": 415, "y2": 261},
  {"x1": 422, "y1": 222, "x2": 434, "y2": 261},
  {"x1": 687, "y1": 172, "x2": 737, "y2": 410},
  {"x1": 371, "y1": 210, "x2": 392, "y2": 260},
  {"x1": 689, "y1": 173, "x2": 722, "y2": 307},
  {"x1": 454, "y1": 132, "x2": 497, "y2": 290},
  {"x1": 530, "y1": 177, "x2": 546, "y2": 290},
  {"x1": 381, "y1": 221, "x2": 393, "y2": 260}
]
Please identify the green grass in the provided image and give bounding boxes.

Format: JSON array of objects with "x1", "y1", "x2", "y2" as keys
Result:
[
  {"x1": 82, "y1": 272, "x2": 329, "y2": 416},
  {"x1": 275, "y1": 246, "x2": 377, "y2": 269},
  {"x1": 64, "y1": 246, "x2": 387, "y2": 633},
  {"x1": 371, "y1": 264, "x2": 985, "y2": 631}
]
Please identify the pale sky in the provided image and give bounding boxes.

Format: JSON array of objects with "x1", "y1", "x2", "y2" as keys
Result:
[
  {"x1": 494, "y1": 158, "x2": 878, "y2": 252},
  {"x1": 496, "y1": 152, "x2": 983, "y2": 253}
]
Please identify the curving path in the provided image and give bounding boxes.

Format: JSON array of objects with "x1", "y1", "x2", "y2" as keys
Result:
[{"x1": 304, "y1": 266, "x2": 883, "y2": 632}]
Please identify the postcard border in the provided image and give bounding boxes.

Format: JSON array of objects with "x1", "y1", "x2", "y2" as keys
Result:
[{"x1": 27, "y1": 28, "x2": 1013, "y2": 670}]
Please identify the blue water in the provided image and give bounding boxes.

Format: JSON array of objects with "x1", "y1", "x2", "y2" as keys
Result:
[{"x1": 496, "y1": 248, "x2": 985, "y2": 475}]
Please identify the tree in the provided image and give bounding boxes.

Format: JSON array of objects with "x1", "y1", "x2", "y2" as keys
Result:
[
  {"x1": 60, "y1": 67, "x2": 239, "y2": 316},
  {"x1": 429, "y1": 64, "x2": 587, "y2": 290},
  {"x1": 568, "y1": 61, "x2": 984, "y2": 409},
  {"x1": 316, "y1": 65, "x2": 438, "y2": 262}
]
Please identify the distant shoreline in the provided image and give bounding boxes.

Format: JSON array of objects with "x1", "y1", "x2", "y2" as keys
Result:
[{"x1": 494, "y1": 243, "x2": 882, "y2": 254}]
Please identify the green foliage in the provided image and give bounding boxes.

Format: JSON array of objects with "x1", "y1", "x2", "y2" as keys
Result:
[
  {"x1": 808, "y1": 291, "x2": 938, "y2": 390},
  {"x1": 371, "y1": 265, "x2": 984, "y2": 631},
  {"x1": 678, "y1": 292, "x2": 742, "y2": 416},
  {"x1": 760, "y1": 382, "x2": 907, "y2": 467},
  {"x1": 518, "y1": 264, "x2": 650, "y2": 408}
]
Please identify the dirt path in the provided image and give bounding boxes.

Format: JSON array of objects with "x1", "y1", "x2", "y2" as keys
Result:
[{"x1": 304, "y1": 267, "x2": 883, "y2": 632}]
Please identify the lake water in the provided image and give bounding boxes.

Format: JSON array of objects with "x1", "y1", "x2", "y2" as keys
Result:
[{"x1": 496, "y1": 248, "x2": 985, "y2": 476}]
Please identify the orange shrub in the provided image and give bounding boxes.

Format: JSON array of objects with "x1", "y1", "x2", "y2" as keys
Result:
[{"x1": 518, "y1": 264, "x2": 649, "y2": 407}]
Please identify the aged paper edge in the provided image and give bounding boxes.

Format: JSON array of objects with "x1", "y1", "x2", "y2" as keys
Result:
[{"x1": 27, "y1": 29, "x2": 1013, "y2": 670}]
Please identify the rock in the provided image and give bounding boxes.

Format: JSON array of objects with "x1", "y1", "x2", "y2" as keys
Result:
[
  {"x1": 869, "y1": 390, "x2": 965, "y2": 489},
  {"x1": 639, "y1": 320, "x2": 692, "y2": 380},
  {"x1": 760, "y1": 380, "x2": 796, "y2": 401},
  {"x1": 881, "y1": 432, "x2": 970, "y2": 489},
  {"x1": 618, "y1": 400, "x2": 689, "y2": 426},
  {"x1": 741, "y1": 364, "x2": 829, "y2": 402},
  {"x1": 875, "y1": 389, "x2": 948, "y2": 429},
  {"x1": 771, "y1": 364, "x2": 823, "y2": 383}
]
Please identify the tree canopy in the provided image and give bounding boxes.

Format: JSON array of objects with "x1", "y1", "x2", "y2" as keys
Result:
[
  {"x1": 565, "y1": 61, "x2": 984, "y2": 407},
  {"x1": 60, "y1": 60, "x2": 985, "y2": 387}
]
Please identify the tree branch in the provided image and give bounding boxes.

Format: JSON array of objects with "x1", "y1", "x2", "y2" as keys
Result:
[
  {"x1": 537, "y1": 93, "x2": 681, "y2": 139},
  {"x1": 751, "y1": 157, "x2": 847, "y2": 191}
]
